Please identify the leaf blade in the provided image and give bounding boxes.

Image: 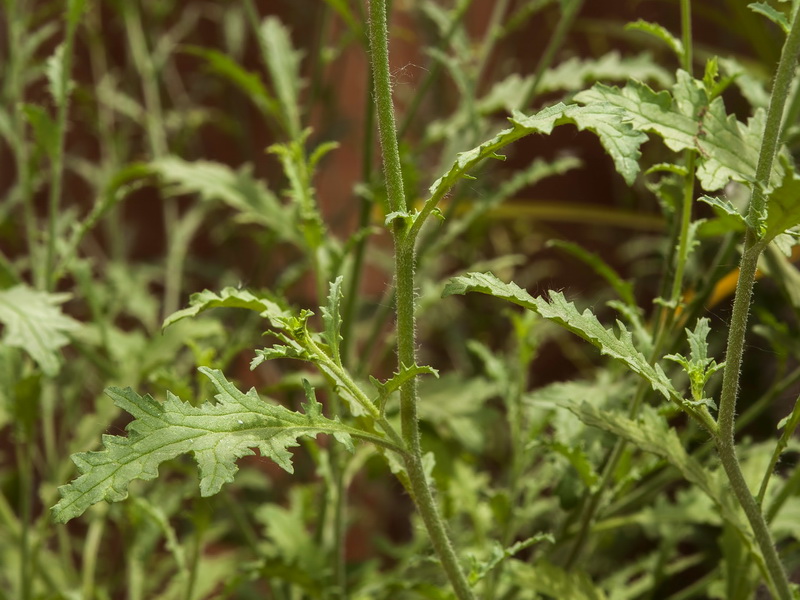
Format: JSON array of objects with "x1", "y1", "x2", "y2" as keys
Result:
[{"x1": 51, "y1": 368, "x2": 362, "y2": 523}]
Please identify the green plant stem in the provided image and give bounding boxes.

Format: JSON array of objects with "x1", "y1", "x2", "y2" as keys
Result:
[
  {"x1": 5, "y1": 0, "x2": 39, "y2": 287},
  {"x1": 45, "y1": 7, "x2": 81, "y2": 291},
  {"x1": 17, "y1": 436, "x2": 33, "y2": 600},
  {"x1": 397, "y1": 0, "x2": 472, "y2": 139},
  {"x1": 669, "y1": 153, "x2": 696, "y2": 304},
  {"x1": 680, "y1": 0, "x2": 693, "y2": 72},
  {"x1": 367, "y1": 1, "x2": 475, "y2": 597},
  {"x1": 367, "y1": 1, "x2": 406, "y2": 216},
  {"x1": 565, "y1": 0, "x2": 708, "y2": 570},
  {"x1": 341, "y1": 65, "x2": 375, "y2": 367},
  {"x1": 768, "y1": 455, "x2": 800, "y2": 522},
  {"x1": 519, "y1": 0, "x2": 583, "y2": 109},
  {"x1": 124, "y1": 3, "x2": 188, "y2": 319},
  {"x1": 713, "y1": 10, "x2": 800, "y2": 600},
  {"x1": 81, "y1": 517, "x2": 105, "y2": 600},
  {"x1": 565, "y1": 215, "x2": 699, "y2": 568}
]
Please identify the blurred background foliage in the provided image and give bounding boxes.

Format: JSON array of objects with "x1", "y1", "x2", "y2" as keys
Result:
[{"x1": 0, "y1": 0, "x2": 798, "y2": 598}]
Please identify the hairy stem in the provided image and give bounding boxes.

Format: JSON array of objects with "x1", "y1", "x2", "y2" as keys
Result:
[
  {"x1": 714, "y1": 9, "x2": 800, "y2": 599},
  {"x1": 367, "y1": 1, "x2": 475, "y2": 597}
]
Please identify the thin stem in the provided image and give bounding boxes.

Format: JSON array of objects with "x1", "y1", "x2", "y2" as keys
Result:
[
  {"x1": 680, "y1": 0, "x2": 693, "y2": 73},
  {"x1": 669, "y1": 153, "x2": 696, "y2": 304},
  {"x1": 45, "y1": 6, "x2": 81, "y2": 291},
  {"x1": 397, "y1": 0, "x2": 472, "y2": 139},
  {"x1": 6, "y1": 1, "x2": 39, "y2": 287},
  {"x1": 81, "y1": 517, "x2": 105, "y2": 600},
  {"x1": 565, "y1": 0, "x2": 708, "y2": 569},
  {"x1": 713, "y1": 10, "x2": 800, "y2": 599},
  {"x1": 367, "y1": 1, "x2": 475, "y2": 597},
  {"x1": 367, "y1": 1, "x2": 406, "y2": 215},
  {"x1": 755, "y1": 397, "x2": 795, "y2": 506},
  {"x1": 519, "y1": 0, "x2": 583, "y2": 110},
  {"x1": 565, "y1": 215, "x2": 699, "y2": 567},
  {"x1": 341, "y1": 64, "x2": 375, "y2": 367},
  {"x1": 17, "y1": 435, "x2": 33, "y2": 600},
  {"x1": 123, "y1": 3, "x2": 186, "y2": 319}
]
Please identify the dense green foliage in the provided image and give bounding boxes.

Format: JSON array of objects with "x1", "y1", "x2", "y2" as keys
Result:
[{"x1": 3, "y1": 0, "x2": 800, "y2": 598}]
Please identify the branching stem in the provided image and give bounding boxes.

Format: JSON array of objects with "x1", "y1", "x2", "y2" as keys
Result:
[
  {"x1": 367, "y1": 1, "x2": 475, "y2": 598},
  {"x1": 714, "y1": 9, "x2": 800, "y2": 599}
]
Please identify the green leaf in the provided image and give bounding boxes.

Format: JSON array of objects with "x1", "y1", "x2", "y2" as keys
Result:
[
  {"x1": 426, "y1": 101, "x2": 647, "y2": 215},
  {"x1": 575, "y1": 75, "x2": 696, "y2": 153},
  {"x1": 775, "y1": 394, "x2": 800, "y2": 460},
  {"x1": 575, "y1": 71, "x2": 781, "y2": 191},
  {"x1": 749, "y1": 2, "x2": 791, "y2": 32},
  {"x1": 321, "y1": 276, "x2": 344, "y2": 365},
  {"x1": 251, "y1": 343, "x2": 311, "y2": 366},
  {"x1": 0, "y1": 285, "x2": 82, "y2": 376},
  {"x1": 163, "y1": 287, "x2": 293, "y2": 331},
  {"x1": 467, "y1": 535, "x2": 554, "y2": 585},
  {"x1": 369, "y1": 363, "x2": 440, "y2": 413},
  {"x1": 148, "y1": 157, "x2": 301, "y2": 245},
  {"x1": 763, "y1": 165, "x2": 800, "y2": 241},
  {"x1": 664, "y1": 318, "x2": 724, "y2": 410},
  {"x1": 562, "y1": 401, "x2": 765, "y2": 570},
  {"x1": 321, "y1": 0, "x2": 361, "y2": 34},
  {"x1": 21, "y1": 104, "x2": 58, "y2": 158},
  {"x1": 547, "y1": 239, "x2": 636, "y2": 306},
  {"x1": 181, "y1": 45, "x2": 279, "y2": 117},
  {"x1": 624, "y1": 19, "x2": 684, "y2": 62},
  {"x1": 698, "y1": 195, "x2": 747, "y2": 231},
  {"x1": 539, "y1": 51, "x2": 672, "y2": 96},
  {"x1": 66, "y1": 0, "x2": 87, "y2": 29},
  {"x1": 51, "y1": 367, "x2": 361, "y2": 523},
  {"x1": 442, "y1": 272, "x2": 677, "y2": 401},
  {"x1": 260, "y1": 16, "x2": 304, "y2": 137},
  {"x1": 507, "y1": 559, "x2": 608, "y2": 600},
  {"x1": 267, "y1": 136, "x2": 328, "y2": 250},
  {"x1": 477, "y1": 50, "x2": 673, "y2": 114},
  {"x1": 558, "y1": 104, "x2": 648, "y2": 185},
  {"x1": 46, "y1": 43, "x2": 71, "y2": 107},
  {"x1": 541, "y1": 440, "x2": 600, "y2": 491},
  {"x1": 308, "y1": 140, "x2": 340, "y2": 171},
  {"x1": 417, "y1": 374, "x2": 500, "y2": 452}
]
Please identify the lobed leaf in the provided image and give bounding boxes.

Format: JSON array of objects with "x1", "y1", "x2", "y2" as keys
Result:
[
  {"x1": 561, "y1": 400, "x2": 765, "y2": 572},
  {"x1": 46, "y1": 44, "x2": 70, "y2": 107},
  {"x1": 664, "y1": 318, "x2": 724, "y2": 410},
  {"x1": 442, "y1": 272, "x2": 676, "y2": 400},
  {"x1": 370, "y1": 363, "x2": 439, "y2": 412},
  {"x1": 507, "y1": 559, "x2": 608, "y2": 600},
  {"x1": 575, "y1": 71, "x2": 783, "y2": 191},
  {"x1": 321, "y1": 276, "x2": 344, "y2": 365},
  {"x1": 467, "y1": 535, "x2": 554, "y2": 585},
  {"x1": 0, "y1": 284, "x2": 82, "y2": 376},
  {"x1": 749, "y1": 2, "x2": 790, "y2": 32},
  {"x1": 624, "y1": 20, "x2": 684, "y2": 61},
  {"x1": 163, "y1": 287, "x2": 293, "y2": 331},
  {"x1": 51, "y1": 368, "x2": 362, "y2": 523},
  {"x1": 427, "y1": 101, "x2": 647, "y2": 208}
]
